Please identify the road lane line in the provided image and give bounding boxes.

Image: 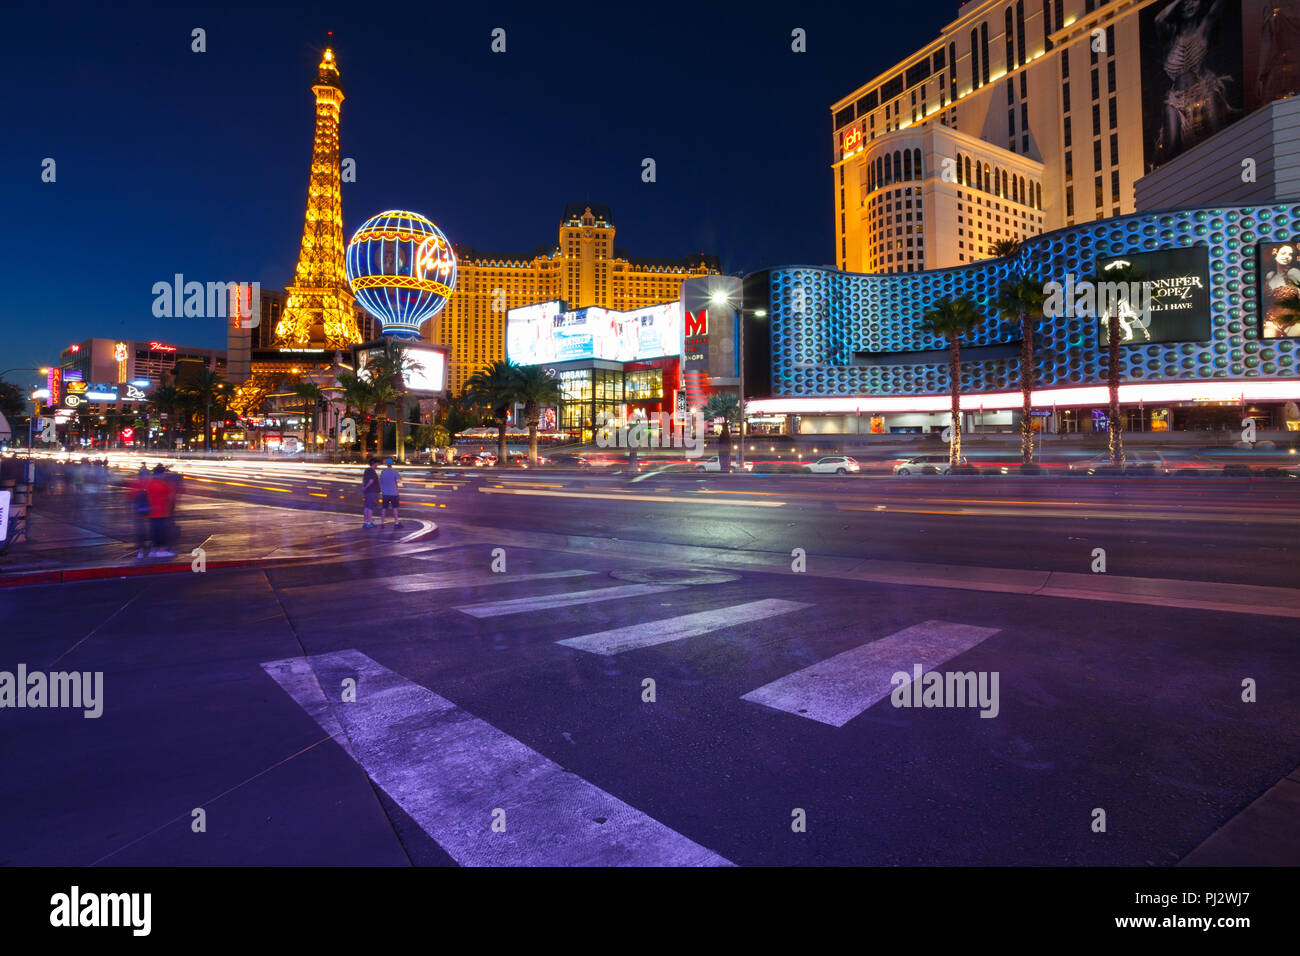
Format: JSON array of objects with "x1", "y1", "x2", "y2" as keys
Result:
[
  {"x1": 477, "y1": 487, "x2": 786, "y2": 507},
  {"x1": 388, "y1": 568, "x2": 597, "y2": 593},
  {"x1": 557, "y1": 598, "x2": 812, "y2": 655},
  {"x1": 261, "y1": 650, "x2": 730, "y2": 866},
  {"x1": 456, "y1": 582, "x2": 684, "y2": 618},
  {"x1": 741, "y1": 620, "x2": 1001, "y2": 727}
]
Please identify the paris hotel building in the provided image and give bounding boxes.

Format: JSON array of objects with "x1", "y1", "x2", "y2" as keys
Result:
[
  {"x1": 427, "y1": 203, "x2": 719, "y2": 393},
  {"x1": 832, "y1": 0, "x2": 1158, "y2": 274}
]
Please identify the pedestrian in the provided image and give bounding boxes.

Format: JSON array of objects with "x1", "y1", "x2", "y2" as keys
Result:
[
  {"x1": 128, "y1": 464, "x2": 151, "y2": 559},
  {"x1": 163, "y1": 465, "x2": 183, "y2": 552},
  {"x1": 146, "y1": 464, "x2": 176, "y2": 557},
  {"x1": 379, "y1": 457, "x2": 403, "y2": 528},
  {"x1": 361, "y1": 457, "x2": 380, "y2": 528}
]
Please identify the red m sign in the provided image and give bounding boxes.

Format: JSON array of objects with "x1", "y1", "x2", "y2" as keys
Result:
[{"x1": 685, "y1": 309, "x2": 707, "y2": 337}]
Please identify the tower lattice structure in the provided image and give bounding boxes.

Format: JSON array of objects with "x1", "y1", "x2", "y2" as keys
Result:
[{"x1": 275, "y1": 46, "x2": 360, "y2": 349}]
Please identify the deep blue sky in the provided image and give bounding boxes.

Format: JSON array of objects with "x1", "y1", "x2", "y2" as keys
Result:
[{"x1": 1, "y1": 0, "x2": 961, "y2": 386}]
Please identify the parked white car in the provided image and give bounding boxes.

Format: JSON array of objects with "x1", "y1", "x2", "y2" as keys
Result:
[
  {"x1": 804, "y1": 456, "x2": 861, "y2": 475},
  {"x1": 695, "y1": 455, "x2": 753, "y2": 472},
  {"x1": 893, "y1": 454, "x2": 966, "y2": 475}
]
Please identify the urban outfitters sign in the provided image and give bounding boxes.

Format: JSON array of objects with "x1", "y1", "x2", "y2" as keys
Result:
[{"x1": 1093, "y1": 247, "x2": 1211, "y2": 347}]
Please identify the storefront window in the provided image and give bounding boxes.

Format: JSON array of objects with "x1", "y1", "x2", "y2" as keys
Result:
[{"x1": 625, "y1": 369, "x2": 662, "y2": 401}]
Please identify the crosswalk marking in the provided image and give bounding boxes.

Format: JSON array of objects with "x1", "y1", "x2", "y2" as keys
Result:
[
  {"x1": 740, "y1": 620, "x2": 1001, "y2": 727},
  {"x1": 557, "y1": 599, "x2": 812, "y2": 656},
  {"x1": 261, "y1": 650, "x2": 731, "y2": 867},
  {"x1": 455, "y1": 582, "x2": 684, "y2": 618},
  {"x1": 387, "y1": 568, "x2": 597, "y2": 593}
]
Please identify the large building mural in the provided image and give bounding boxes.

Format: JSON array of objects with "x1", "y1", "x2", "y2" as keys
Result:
[{"x1": 751, "y1": 202, "x2": 1300, "y2": 400}]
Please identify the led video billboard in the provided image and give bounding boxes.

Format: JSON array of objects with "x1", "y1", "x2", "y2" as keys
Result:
[
  {"x1": 506, "y1": 301, "x2": 682, "y2": 364},
  {"x1": 1139, "y1": 0, "x2": 1243, "y2": 172},
  {"x1": 356, "y1": 343, "x2": 447, "y2": 394},
  {"x1": 1094, "y1": 247, "x2": 1212, "y2": 346},
  {"x1": 1258, "y1": 239, "x2": 1300, "y2": 338}
]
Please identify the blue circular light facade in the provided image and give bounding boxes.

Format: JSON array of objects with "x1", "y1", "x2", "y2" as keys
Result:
[
  {"x1": 346, "y1": 210, "x2": 457, "y2": 338},
  {"x1": 760, "y1": 203, "x2": 1300, "y2": 397}
]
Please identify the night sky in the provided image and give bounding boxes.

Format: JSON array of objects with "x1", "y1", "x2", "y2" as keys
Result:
[{"x1": 2, "y1": 0, "x2": 960, "y2": 386}]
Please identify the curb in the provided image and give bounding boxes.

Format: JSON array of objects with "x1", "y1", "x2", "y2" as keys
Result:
[{"x1": 0, "y1": 556, "x2": 303, "y2": 588}]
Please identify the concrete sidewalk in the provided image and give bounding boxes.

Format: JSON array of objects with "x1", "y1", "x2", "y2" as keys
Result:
[{"x1": 0, "y1": 480, "x2": 435, "y2": 585}]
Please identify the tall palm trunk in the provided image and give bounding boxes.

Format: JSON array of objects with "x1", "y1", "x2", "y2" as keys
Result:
[
  {"x1": 1020, "y1": 315, "x2": 1034, "y2": 464},
  {"x1": 525, "y1": 401, "x2": 539, "y2": 464},
  {"x1": 949, "y1": 334, "x2": 962, "y2": 467},
  {"x1": 1107, "y1": 319, "x2": 1123, "y2": 465}
]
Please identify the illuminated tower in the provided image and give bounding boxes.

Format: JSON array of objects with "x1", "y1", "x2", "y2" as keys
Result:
[{"x1": 275, "y1": 45, "x2": 360, "y2": 348}]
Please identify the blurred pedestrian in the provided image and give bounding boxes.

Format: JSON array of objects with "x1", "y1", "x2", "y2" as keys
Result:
[
  {"x1": 128, "y1": 464, "x2": 151, "y2": 559},
  {"x1": 361, "y1": 457, "x2": 380, "y2": 528},
  {"x1": 146, "y1": 464, "x2": 176, "y2": 557},
  {"x1": 379, "y1": 457, "x2": 403, "y2": 528},
  {"x1": 164, "y1": 465, "x2": 183, "y2": 552}
]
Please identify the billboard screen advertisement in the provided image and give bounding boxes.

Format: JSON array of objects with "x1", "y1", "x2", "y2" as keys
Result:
[
  {"x1": 356, "y1": 343, "x2": 447, "y2": 394},
  {"x1": 1243, "y1": 0, "x2": 1300, "y2": 111},
  {"x1": 555, "y1": 308, "x2": 601, "y2": 361},
  {"x1": 1094, "y1": 247, "x2": 1212, "y2": 346},
  {"x1": 507, "y1": 301, "x2": 683, "y2": 363},
  {"x1": 506, "y1": 301, "x2": 564, "y2": 365},
  {"x1": 1139, "y1": 0, "x2": 1243, "y2": 172},
  {"x1": 626, "y1": 302, "x2": 682, "y2": 362},
  {"x1": 1258, "y1": 239, "x2": 1300, "y2": 338}
]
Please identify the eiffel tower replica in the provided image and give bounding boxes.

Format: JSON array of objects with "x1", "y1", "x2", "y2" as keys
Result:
[{"x1": 231, "y1": 44, "x2": 361, "y2": 416}]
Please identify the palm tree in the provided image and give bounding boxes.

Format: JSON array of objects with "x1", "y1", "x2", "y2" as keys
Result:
[
  {"x1": 1089, "y1": 262, "x2": 1148, "y2": 465},
  {"x1": 337, "y1": 372, "x2": 376, "y2": 457},
  {"x1": 465, "y1": 360, "x2": 520, "y2": 466},
  {"x1": 364, "y1": 339, "x2": 419, "y2": 462},
  {"x1": 702, "y1": 392, "x2": 742, "y2": 472},
  {"x1": 919, "y1": 295, "x2": 985, "y2": 467},
  {"x1": 147, "y1": 385, "x2": 182, "y2": 449},
  {"x1": 367, "y1": 378, "x2": 397, "y2": 458},
  {"x1": 993, "y1": 275, "x2": 1049, "y2": 465},
  {"x1": 437, "y1": 391, "x2": 480, "y2": 454},
  {"x1": 989, "y1": 238, "x2": 1022, "y2": 258},
  {"x1": 183, "y1": 369, "x2": 227, "y2": 452},
  {"x1": 292, "y1": 382, "x2": 325, "y2": 457},
  {"x1": 510, "y1": 365, "x2": 562, "y2": 465}
]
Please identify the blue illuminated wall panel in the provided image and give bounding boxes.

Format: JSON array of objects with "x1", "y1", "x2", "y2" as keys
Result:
[{"x1": 764, "y1": 203, "x2": 1300, "y2": 397}]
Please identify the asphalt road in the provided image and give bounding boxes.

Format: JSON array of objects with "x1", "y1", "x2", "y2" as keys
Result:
[
  {"x1": 78, "y1": 454, "x2": 1300, "y2": 588},
  {"x1": 2, "y1": 455, "x2": 1297, "y2": 866}
]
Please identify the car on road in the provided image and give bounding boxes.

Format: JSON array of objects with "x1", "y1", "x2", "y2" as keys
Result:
[
  {"x1": 804, "y1": 456, "x2": 862, "y2": 475},
  {"x1": 893, "y1": 454, "x2": 965, "y2": 475},
  {"x1": 695, "y1": 455, "x2": 754, "y2": 472},
  {"x1": 1067, "y1": 452, "x2": 1169, "y2": 475},
  {"x1": 547, "y1": 453, "x2": 590, "y2": 467}
]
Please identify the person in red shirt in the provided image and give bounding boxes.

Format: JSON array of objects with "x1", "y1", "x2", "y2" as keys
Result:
[
  {"x1": 127, "y1": 464, "x2": 151, "y2": 559},
  {"x1": 146, "y1": 465, "x2": 177, "y2": 557}
]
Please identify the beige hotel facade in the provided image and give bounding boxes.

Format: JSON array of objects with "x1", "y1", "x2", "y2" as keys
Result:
[{"x1": 833, "y1": 0, "x2": 1173, "y2": 274}]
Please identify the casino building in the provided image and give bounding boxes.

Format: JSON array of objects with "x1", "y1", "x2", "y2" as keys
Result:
[
  {"x1": 831, "y1": 0, "x2": 1299, "y2": 274},
  {"x1": 432, "y1": 204, "x2": 719, "y2": 394},
  {"x1": 739, "y1": 201, "x2": 1300, "y2": 435}
]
